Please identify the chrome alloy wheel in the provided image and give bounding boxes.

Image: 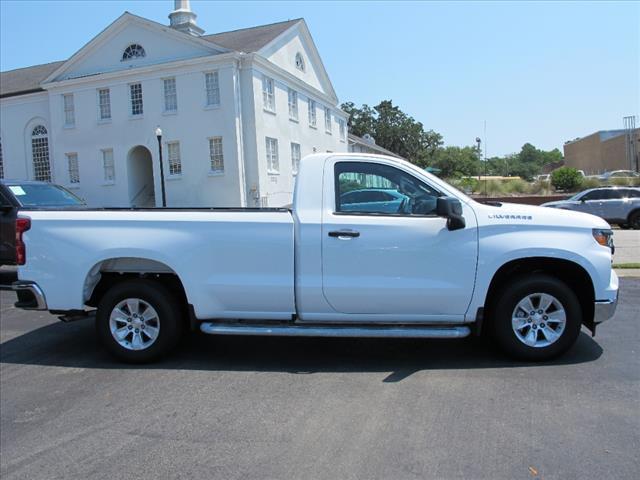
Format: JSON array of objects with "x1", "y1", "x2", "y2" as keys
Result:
[
  {"x1": 511, "y1": 293, "x2": 566, "y2": 348},
  {"x1": 109, "y1": 298, "x2": 160, "y2": 351}
]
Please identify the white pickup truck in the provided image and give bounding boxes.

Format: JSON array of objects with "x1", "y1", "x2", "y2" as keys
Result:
[{"x1": 10, "y1": 153, "x2": 618, "y2": 363}]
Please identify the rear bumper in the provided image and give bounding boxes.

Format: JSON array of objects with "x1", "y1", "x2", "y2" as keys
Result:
[{"x1": 11, "y1": 281, "x2": 47, "y2": 310}]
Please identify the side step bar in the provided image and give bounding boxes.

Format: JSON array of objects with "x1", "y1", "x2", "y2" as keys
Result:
[{"x1": 200, "y1": 323, "x2": 471, "y2": 339}]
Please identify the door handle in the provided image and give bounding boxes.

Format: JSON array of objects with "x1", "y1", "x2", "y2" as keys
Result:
[{"x1": 328, "y1": 230, "x2": 360, "y2": 238}]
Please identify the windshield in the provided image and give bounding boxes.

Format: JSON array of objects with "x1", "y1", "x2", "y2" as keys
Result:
[{"x1": 6, "y1": 183, "x2": 85, "y2": 207}]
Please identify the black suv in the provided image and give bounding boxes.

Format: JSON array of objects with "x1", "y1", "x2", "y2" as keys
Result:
[{"x1": 0, "y1": 179, "x2": 85, "y2": 266}]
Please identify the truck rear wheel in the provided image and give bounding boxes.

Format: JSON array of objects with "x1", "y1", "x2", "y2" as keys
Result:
[
  {"x1": 96, "y1": 279, "x2": 182, "y2": 363},
  {"x1": 490, "y1": 274, "x2": 582, "y2": 361}
]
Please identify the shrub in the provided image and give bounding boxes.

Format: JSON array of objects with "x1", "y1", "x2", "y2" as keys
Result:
[
  {"x1": 458, "y1": 177, "x2": 479, "y2": 193},
  {"x1": 529, "y1": 180, "x2": 552, "y2": 195},
  {"x1": 503, "y1": 179, "x2": 528, "y2": 194},
  {"x1": 551, "y1": 167, "x2": 583, "y2": 191},
  {"x1": 611, "y1": 177, "x2": 632, "y2": 186},
  {"x1": 581, "y1": 177, "x2": 601, "y2": 189}
]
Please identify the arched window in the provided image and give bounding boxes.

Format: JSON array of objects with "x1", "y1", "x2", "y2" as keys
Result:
[
  {"x1": 122, "y1": 44, "x2": 146, "y2": 61},
  {"x1": 295, "y1": 52, "x2": 305, "y2": 72},
  {"x1": 31, "y1": 125, "x2": 51, "y2": 182}
]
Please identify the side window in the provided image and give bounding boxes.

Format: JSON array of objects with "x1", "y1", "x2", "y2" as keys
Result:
[
  {"x1": 623, "y1": 189, "x2": 640, "y2": 198},
  {"x1": 335, "y1": 162, "x2": 440, "y2": 215},
  {"x1": 582, "y1": 191, "x2": 604, "y2": 201},
  {"x1": 604, "y1": 190, "x2": 623, "y2": 200}
]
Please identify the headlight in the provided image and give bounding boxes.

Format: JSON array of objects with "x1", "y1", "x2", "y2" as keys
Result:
[{"x1": 592, "y1": 228, "x2": 614, "y2": 253}]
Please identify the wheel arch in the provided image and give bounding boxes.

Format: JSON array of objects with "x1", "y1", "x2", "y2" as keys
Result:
[
  {"x1": 83, "y1": 257, "x2": 188, "y2": 314},
  {"x1": 483, "y1": 257, "x2": 596, "y2": 332},
  {"x1": 627, "y1": 207, "x2": 640, "y2": 225}
]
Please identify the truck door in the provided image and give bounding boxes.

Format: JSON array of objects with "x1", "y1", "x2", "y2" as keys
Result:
[{"x1": 320, "y1": 160, "x2": 478, "y2": 321}]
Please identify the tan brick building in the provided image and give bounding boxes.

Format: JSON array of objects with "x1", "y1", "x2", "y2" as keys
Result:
[{"x1": 564, "y1": 129, "x2": 640, "y2": 175}]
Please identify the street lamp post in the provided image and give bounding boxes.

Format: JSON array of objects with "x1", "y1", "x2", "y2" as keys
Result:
[
  {"x1": 476, "y1": 137, "x2": 482, "y2": 182},
  {"x1": 155, "y1": 126, "x2": 167, "y2": 207}
]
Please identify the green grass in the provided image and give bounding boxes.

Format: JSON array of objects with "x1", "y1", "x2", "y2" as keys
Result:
[{"x1": 613, "y1": 263, "x2": 640, "y2": 269}]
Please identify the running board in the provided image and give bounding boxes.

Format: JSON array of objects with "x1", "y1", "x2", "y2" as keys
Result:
[{"x1": 200, "y1": 323, "x2": 471, "y2": 339}]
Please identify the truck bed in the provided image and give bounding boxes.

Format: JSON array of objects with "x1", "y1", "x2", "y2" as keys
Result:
[{"x1": 18, "y1": 208, "x2": 295, "y2": 319}]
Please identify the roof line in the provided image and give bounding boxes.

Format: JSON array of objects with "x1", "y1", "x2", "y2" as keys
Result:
[
  {"x1": 204, "y1": 18, "x2": 302, "y2": 37},
  {"x1": 1, "y1": 60, "x2": 65, "y2": 75}
]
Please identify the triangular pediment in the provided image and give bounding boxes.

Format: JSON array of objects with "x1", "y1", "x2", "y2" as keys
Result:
[
  {"x1": 44, "y1": 12, "x2": 228, "y2": 84},
  {"x1": 259, "y1": 20, "x2": 337, "y2": 103}
]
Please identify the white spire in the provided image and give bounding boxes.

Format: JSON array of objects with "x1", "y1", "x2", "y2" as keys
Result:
[{"x1": 169, "y1": 0, "x2": 204, "y2": 36}]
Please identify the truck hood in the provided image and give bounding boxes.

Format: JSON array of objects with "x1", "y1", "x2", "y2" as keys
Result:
[
  {"x1": 539, "y1": 199, "x2": 573, "y2": 208},
  {"x1": 472, "y1": 200, "x2": 610, "y2": 229}
]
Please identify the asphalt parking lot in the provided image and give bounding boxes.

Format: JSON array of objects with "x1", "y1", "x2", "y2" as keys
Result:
[{"x1": 1, "y1": 281, "x2": 639, "y2": 480}]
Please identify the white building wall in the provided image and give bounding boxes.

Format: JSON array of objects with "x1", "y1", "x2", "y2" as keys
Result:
[
  {"x1": 38, "y1": 58, "x2": 245, "y2": 207},
  {"x1": 0, "y1": 92, "x2": 51, "y2": 180},
  {"x1": 249, "y1": 68, "x2": 347, "y2": 207}
]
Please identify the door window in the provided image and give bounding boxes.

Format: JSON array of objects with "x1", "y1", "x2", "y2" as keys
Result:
[
  {"x1": 581, "y1": 190, "x2": 606, "y2": 201},
  {"x1": 335, "y1": 162, "x2": 441, "y2": 215}
]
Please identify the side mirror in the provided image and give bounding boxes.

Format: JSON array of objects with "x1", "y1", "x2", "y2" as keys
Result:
[
  {"x1": 580, "y1": 198, "x2": 586, "y2": 203},
  {"x1": 436, "y1": 197, "x2": 466, "y2": 231}
]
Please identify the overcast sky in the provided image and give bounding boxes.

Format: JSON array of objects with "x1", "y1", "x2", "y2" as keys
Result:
[{"x1": 1, "y1": 0, "x2": 638, "y2": 157}]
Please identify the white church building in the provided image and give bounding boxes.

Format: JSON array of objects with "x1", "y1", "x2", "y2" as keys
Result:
[{"x1": 0, "y1": 1, "x2": 348, "y2": 207}]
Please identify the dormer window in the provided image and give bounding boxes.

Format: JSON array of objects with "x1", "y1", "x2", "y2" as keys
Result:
[
  {"x1": 295, "y1": 52, "x2": 305, "y2": 72},
  {"x1": 122, "y1": 44, "x2": 146, "y2": 61}
]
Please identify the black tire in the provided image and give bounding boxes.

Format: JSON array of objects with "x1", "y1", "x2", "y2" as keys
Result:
[
  {"x1": 628, "y1": 210, "x2": 640, "y2": 230},
  {"x1": 96, "y1": 279, "x2": 183, "y2": 363},
  {"x1": 490, "y1": 274, "x2": 582, "y2": 361}
]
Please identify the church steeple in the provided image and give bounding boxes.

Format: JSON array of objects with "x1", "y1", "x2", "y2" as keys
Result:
[{"x1": 169, "y1": 0, "x2": 204, "y2": 36}]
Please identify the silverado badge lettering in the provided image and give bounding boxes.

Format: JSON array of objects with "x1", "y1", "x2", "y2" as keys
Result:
[{"x1": 488, "y1": 214, "x2": 533, "y2": 220}]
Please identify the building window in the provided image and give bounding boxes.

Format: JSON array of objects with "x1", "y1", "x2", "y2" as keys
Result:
[
  {"x1": 291, "y1": 142, "x2": 301, "y2": 175},
  {"x1": 0, "y1": 137, "x2": 3, "y2": 179},
  {"x1": 98, "y1": 88, "x2": 111, "y2": 120},
  {"x1": 163, "y1": 78, "x2": 178, "y2": 112},
  {"x1": 266, "y1": 137, "x2": 279, "y2": 174},
  {"x1": 101, "y1": 148, "x2": 115, "y2": 183},
  {"x1": 324, "y1": 107, "x2": 332, "y2": 134},
  {"x1": 66, "y1": 153, "x2": 80, "y2": 184},
  {"x1": 308, "y1": 99, "x2": 317, "y2": 127},
  {"x1": 129, "y1": 83, "x2": 143, "y2": 116},
  {"x1": 31, "y1": 125, "x2": 51, "y2": 182},
  {"x1": 122, "y1": 44, "x2": 146, "y2": 61},
  {"x1": 288, "y1": 88, "x2": 298, "y2": 121},
  {"x1": 63, "y1": 94, "x2": 75, "y2": 127},
  {"x1": 208, "y1": 137, "x2": 224, "y2": 173},
  {"x1": 339, "y1": 119, "x2": 346, "y2": 141},
  {"x1": 167, "y1": 141, "x2": 181, "y2": 176},
  {"x1": 295, "y1": 52, "x2": 305, "y2": 72},
  {"x1": 262, "y1": 75, "x2": 275, "y2": 112},
  {"x1": 205, "y1": 71, "x2": 220, "y2": 107}
]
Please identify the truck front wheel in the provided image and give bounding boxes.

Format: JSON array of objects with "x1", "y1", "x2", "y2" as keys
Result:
[
  {"x1": 96, "y1": 279, "x2": 183, "y2": 363},
  {"x1": 491, "y1": 274, "x2": 582, "y2": 361}
]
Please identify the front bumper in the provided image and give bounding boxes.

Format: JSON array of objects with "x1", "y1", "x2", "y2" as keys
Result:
[
  {"x1": 11, "y1": 281, "x2": 48, "y2": 310},
  {"x1": 594, "y1": 293, "x2": 618, "y2": 324}
]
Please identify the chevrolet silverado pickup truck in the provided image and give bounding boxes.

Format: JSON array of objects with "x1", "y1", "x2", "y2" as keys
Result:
[{"x1": 11, "y1": 153, "x2": 619, "y2": 363}]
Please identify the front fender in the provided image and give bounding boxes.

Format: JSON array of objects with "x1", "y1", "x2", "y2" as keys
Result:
[{"x1": 466, "y1": 225, "x2": 613, "y2": 320}]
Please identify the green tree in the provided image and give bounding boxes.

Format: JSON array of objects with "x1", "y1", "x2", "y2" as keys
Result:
[
  {"x1": 431, "y1": 146, "x2": 481, "y2": 178},
  {"x1": 341, "y1": 100, "x2": 443, "y2": 166},
  {"x1": 551, "y1": 167, "x2": 583, "y2": 191}
]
